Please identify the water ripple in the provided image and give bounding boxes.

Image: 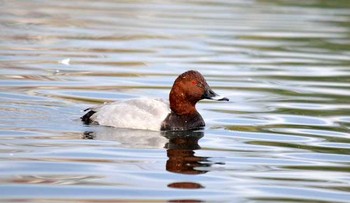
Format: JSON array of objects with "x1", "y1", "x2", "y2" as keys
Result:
[{"x1": 0, "y1": 0, "x2": 350, "y2": 202}]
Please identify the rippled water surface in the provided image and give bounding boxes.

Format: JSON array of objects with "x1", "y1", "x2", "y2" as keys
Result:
[{"x1": 1, "y1": 0, "x2": 350, "y2": 202}]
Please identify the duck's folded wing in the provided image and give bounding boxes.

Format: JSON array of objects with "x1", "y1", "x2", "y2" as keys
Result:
[{"x1": 81, "y1": 98, "x2": 170, "y2": 131}]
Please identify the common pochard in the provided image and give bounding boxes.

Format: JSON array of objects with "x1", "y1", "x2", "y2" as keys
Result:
[{"x1": 81, "y1": 70, "x2": 229, "y2": 131}]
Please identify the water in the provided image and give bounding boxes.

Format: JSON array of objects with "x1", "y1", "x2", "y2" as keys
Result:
[{"x1": 1, "y1": 0, "x2": 350, "y2": 202}]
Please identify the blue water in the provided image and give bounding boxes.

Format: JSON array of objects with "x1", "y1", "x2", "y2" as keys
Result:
[{"x1": 0, "y1": 0, "x2": 350, "y2": 202}]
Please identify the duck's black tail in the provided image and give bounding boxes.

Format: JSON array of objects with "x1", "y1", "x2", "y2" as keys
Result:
[{"x1": 81, "y1": 109, "x2": 96, "y2": 124}]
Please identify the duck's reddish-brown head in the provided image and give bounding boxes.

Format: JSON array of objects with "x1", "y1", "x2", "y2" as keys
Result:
[{"x1": 169, "y1": 70, "x2": 229, "y2": 115}]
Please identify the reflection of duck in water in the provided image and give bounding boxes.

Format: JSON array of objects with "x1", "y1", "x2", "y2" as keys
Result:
[
  {"x1": 163, "y1": 130, "x2": 224, "y2": 176},
  {"x1": 82, "y1": 129, "x2": 224, "y2": 190},
  {"x1": 82, "y1": 130, "x2": 224, "y2": 176},
  {"x1": 82, "y1": 129, "x2": 168, "y2": 149},
  {"x1": 163, "y1": 130, "x2": 225, "y2": 191}
]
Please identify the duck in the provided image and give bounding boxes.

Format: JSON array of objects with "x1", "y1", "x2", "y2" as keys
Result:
[{"x1": 81, "y1": 70, "x2": 229, "y2": 131}]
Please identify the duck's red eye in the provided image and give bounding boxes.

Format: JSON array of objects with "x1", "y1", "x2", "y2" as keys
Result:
[{"x1": 192, "y1": 81, "x2": 197, "y2": 85}]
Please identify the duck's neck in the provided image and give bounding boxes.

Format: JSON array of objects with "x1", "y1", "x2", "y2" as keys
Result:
[
  {"x1": 169, "y1": 89, "x2": 197, "y2": 115},
  {"x1": 162, "y1": 90, "x2": 204, "y2": 131}
]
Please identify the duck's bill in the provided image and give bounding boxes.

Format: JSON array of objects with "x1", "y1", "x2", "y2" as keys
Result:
[{"x1": 203, "y1": 89, "x2": 229, "y2": 101}]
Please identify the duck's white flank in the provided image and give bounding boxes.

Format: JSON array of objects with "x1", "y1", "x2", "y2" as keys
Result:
[{"x1": 88, "y1": 98, "x2": 170, "y2": 131}]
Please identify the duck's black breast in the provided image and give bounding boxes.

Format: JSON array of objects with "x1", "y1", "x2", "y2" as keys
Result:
[{"x1": 161, "y1": 111, "x2": 205, "y2": 131}]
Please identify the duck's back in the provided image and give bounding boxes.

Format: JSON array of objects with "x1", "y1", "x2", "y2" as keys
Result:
[{"x1": 83, "y1": 98, "x2": 170, "y2": 131}]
